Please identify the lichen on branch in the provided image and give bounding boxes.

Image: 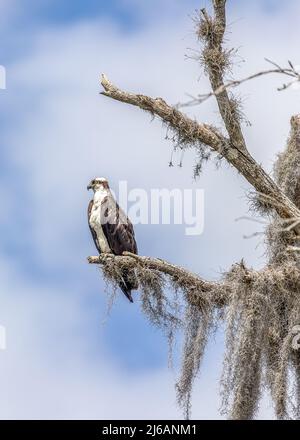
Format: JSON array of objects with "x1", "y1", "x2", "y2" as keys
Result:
[{"x1": 92, "y1": 0, "x2": 300, "y2": 421}]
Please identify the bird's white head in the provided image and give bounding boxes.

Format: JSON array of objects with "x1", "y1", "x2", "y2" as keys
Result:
[{"x1": 87, "y1": 177, "x2": 109, "y2": 192}]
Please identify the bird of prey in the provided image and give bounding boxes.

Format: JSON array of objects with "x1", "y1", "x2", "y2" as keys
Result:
[{"x1": 87, "y1": 177, "x2": 138, "y2": 302}]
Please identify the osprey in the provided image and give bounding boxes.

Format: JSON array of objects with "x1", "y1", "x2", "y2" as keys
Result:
[{"x1": 87, "y1": 177, "x2": 138, "y2": 302}]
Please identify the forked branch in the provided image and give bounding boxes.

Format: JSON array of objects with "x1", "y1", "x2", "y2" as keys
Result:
[
  {"x1": 95, "y1": 0, "x2": 300, "y2": 420},
  {"x1": 100, "y1": 75, "x2": 300, "y2": 226},
  {"x1": 181, "y1": 61, "x2": 300, "y2": 107},
  {"x1": 199, "y1": 0, "x2": 248, "y2": 154}
]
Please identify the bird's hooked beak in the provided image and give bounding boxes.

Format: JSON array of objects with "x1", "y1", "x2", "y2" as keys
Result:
[{"x1": 87, "y1": 182, "x2": 93, "y2": 191}]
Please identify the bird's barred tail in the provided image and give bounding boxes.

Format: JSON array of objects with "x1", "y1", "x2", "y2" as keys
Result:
[{"x1": 119, "y1": 268, "x2": 138, "y2": 303}]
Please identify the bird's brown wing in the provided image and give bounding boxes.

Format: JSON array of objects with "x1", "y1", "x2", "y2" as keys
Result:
[
  {"x1": 88, "y1": 199, "x2": 101, "y2": 254},
  {"x1": 101, "y1": 196, "x2": 138, "y2": 302},
  {"x1": 101, "y1": 196, "x2": 138, "y2": 256}
]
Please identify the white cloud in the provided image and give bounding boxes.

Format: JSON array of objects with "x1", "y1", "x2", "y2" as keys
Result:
[
  {"x1": 0, "y1": 253, "x2": 228, "y2": 420},
  {"x1": 2, "y1": 0, "x2": 300, "y2": 419},
  {"x1": 0, "y1": 0, "x2": 19, "y2": 27}
]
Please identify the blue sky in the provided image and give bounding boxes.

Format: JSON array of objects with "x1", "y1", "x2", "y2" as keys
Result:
[{"x1": 0, "y1": 0, "x2": 299, "y2": 419}]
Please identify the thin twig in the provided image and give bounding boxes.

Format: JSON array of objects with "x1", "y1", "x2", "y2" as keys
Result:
[{"x1": 179, "y1": 64, "x2": 299, "y2": 107}]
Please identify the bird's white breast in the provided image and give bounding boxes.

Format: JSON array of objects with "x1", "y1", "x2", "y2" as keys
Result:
[{"x1": 89, "y1": 188, "x2": 111, "y2": 253}]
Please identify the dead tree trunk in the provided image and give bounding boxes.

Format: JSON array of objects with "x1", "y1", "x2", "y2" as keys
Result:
[{"x1": 88, "y1": 0, "x2": 300, "y2": 420}]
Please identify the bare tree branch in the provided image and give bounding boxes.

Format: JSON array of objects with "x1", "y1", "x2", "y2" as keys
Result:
[
  {"x1": 199, "y1": 0, "x2": 248, "y2": 154},
  {"x1": 100, "y1": 74, "x2": 300, "y2": 226},
  {"x1": 95, "y1": 0, "x2": 300, "y2": 420},
  {"x1": 180, "y1": 62, "x2": 300, "y2": 107},
  {"x1": 88, "y1": 252, "x2": 227, "y2": 309},
  {"x1": 88, "y1": 252, "x2": 219, "y2": 292},
  {"x1": 100, "y1": 74, "x2": 223, "y2": 149},
  {"x1": 86, "y1": 252, "x2": 269, "y2": 309}
]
